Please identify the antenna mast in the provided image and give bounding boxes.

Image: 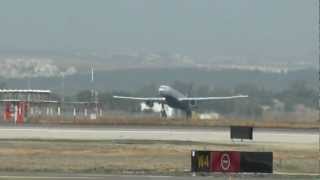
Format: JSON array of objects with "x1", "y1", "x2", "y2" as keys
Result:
[{"x1": 91, "y1": 66, "x2": 98, "y2": 118}]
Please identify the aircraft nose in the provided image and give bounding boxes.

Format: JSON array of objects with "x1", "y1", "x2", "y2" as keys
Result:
[
  {"x1": 159, "y1": 86, "x2": 167, "y2": 95},
  {"x1": 159, "y1": 87, "x2": 164, "y2": 93}
]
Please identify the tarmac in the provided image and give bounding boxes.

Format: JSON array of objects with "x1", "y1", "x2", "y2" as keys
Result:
[
  {"x1": 0, "y1": 125, "x2": 318, "y2": 179},
  {"x1": 0, "y1": 125, "x2": 317, "y2": 145}
]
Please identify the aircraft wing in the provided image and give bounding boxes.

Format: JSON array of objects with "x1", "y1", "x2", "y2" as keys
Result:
[
  {"x1": 113, "y1": 96, "x2": 165, "y2": 102},
  {"x1": 178, "y1": 95, "x2": 248, "y2": 101}
]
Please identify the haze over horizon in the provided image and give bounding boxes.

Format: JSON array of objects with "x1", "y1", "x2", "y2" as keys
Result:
[{"x1": 0, "y1": 1, "x2": 317, "y2": 56}]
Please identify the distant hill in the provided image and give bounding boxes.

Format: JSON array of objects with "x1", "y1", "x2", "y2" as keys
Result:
[
  {"x1": 0, "y1": 50, "x2": 315, "y2": 73},
  {"x1": 0, "y1": 67, "x2": 316, "y2": 96}
]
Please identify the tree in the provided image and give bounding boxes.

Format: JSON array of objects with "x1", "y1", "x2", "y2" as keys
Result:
[
  {"x1": 75, "y1": 90, "x2": 92, "y2": 102},
  {"x1": 276, "y1": 80, "x2": 317, "y2": 111}
]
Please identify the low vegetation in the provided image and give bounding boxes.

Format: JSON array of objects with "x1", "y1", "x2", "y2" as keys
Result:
[{"x1": 0, "y1": 140, "x2": 318, "y2": 175}]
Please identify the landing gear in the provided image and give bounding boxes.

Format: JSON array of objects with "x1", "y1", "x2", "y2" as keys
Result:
[
  {"x1": 160, "y1": 103, "x2": 167, "y2": 118},
  {"x1": 161, "y1": 110, "x2": 167, "y2": 118},
  {"x1": 186, "y1": 110, "x2": 192, "y2": 119}
]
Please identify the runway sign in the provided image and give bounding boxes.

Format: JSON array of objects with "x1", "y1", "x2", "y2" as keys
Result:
[
  {"x1": 230, "y1": 126, "x2": 253, "y2": 140},
  {"x1": 191, "y1": 151, "x2": 210, "y2": 172},
  {"x1": 211, "y1": 151, "x2": 240, "y2": 172},
  {"x1": 240, "y1": 152, "x2": 273, "y2": 173},
  {"x1": 191, "y1": 150, "x2": 273, "y2": 173}
]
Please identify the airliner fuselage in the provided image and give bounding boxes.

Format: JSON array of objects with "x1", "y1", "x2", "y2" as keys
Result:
[
  {"x1": 158, "y1": 85, "x2": 192, "y2": 115},
  {"x1": 113, "y1": 85, "x2": 248, "y2": 118}
]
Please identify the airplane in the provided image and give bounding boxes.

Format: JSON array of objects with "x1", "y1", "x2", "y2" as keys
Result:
[{"x1": 113, "y1": 85, "x2": 248, "y2": 118}]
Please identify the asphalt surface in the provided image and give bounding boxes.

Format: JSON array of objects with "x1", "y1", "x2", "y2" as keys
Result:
[{"x1": 0, "y1": 125, "x2": 317, "y2": 145}]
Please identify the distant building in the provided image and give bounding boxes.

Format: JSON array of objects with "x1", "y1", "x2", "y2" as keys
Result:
[{"x1": 0, "y1": 89, "x2": 58, "y2": 123}]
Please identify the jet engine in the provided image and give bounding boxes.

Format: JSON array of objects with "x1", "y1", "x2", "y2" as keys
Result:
[
  {"x1": 189, "y1": 100, "x2": 198, "y2": 108},
  {"x1": 145, "y1": 100, "x2": 154, "y2": 108}
]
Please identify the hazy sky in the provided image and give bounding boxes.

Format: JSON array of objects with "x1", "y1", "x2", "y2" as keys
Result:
[{"x1": 0, "y1": 0, "x2": 317, "y2": 60}]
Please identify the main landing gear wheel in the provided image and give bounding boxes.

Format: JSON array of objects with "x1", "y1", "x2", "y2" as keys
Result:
[
  {"x1": 160, "y1": 103, "x2": 167, "y2": 119},
  {"x1": 186, "y1": 110, "x2": 192, "y2": 119},
  {"x1": 161, "y1": 110, "x2": 167, "y2": 118}
]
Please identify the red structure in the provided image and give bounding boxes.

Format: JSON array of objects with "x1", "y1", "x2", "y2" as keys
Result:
[
  {"x1": 16, "y1": 102, "x2": 27, "y2": 124},
  {"x1": 3, "y1": 102, "x2": 12, "y2": 121},
  {"x1": 0, "y1": 89, "x2": 57, "y2": 124},
  {"x1": 3, "y1": 101, "x2": 28, "y2": 124}
]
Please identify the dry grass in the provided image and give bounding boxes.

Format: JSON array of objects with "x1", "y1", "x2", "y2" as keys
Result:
[
  {"x1": 0, "y1": 140, "x2": 189, "y2": 173},
  {"x1": 29, "y1": 115, "x2": 320, "y2": 129},
  {"x1": 0, "y1": 140, "x2": 318, "y2": 174}
]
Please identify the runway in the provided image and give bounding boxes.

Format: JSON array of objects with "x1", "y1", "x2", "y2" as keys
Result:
[
  {"x1": 0, "y1": 125, "x2": 317, "y2": 145},
  {"x1": 0, "y1": 126, "x2": 318, "y2": 179}
]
